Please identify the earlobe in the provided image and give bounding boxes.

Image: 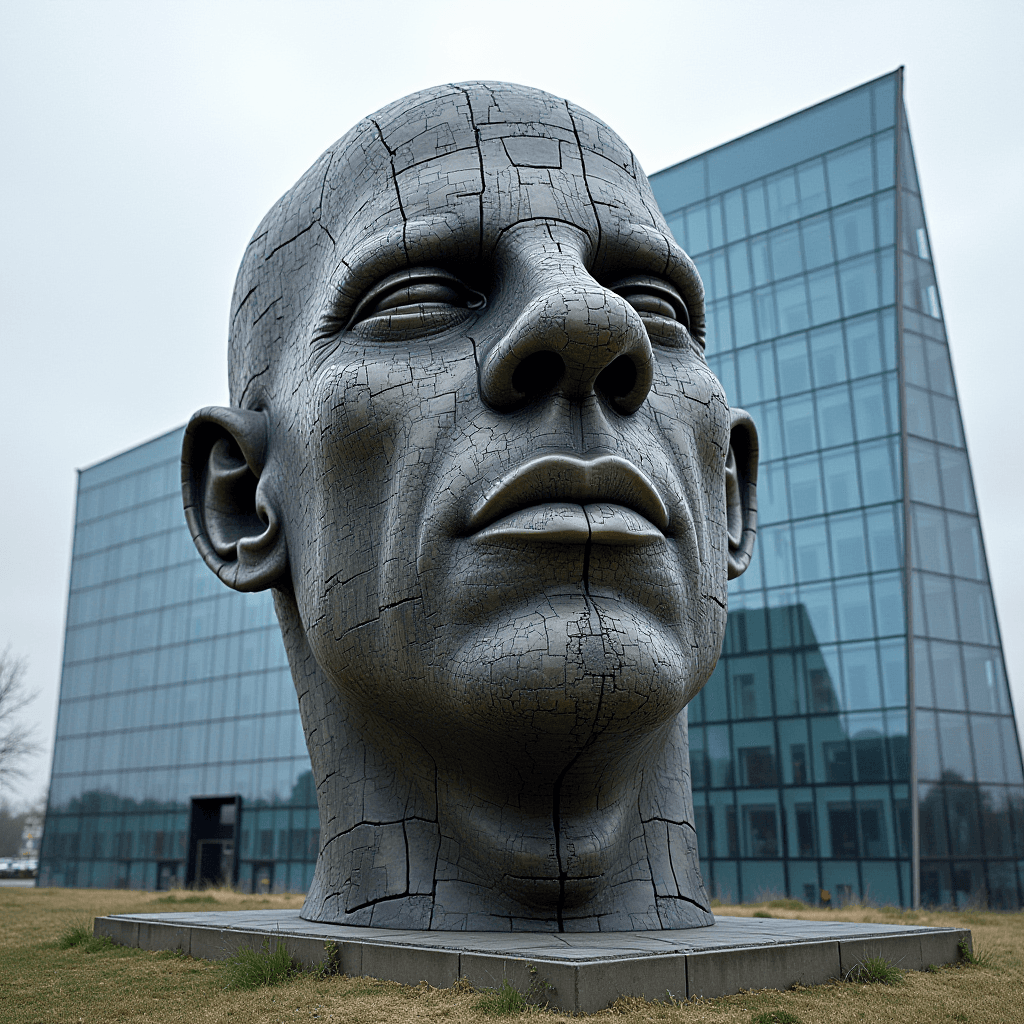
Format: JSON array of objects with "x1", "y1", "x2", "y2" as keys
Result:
[
  {"x1": 182, "y1": 406, "x2": 288, "y2": 592},
  {"x1": 725, "y1": 408, "x2": 759, "y2": 580}
]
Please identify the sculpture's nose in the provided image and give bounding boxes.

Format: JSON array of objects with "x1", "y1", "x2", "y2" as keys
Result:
[{"x1": 478, "y1": 242, "x2": 654, "y2": 416}]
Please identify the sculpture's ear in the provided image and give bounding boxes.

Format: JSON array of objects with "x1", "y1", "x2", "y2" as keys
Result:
[
  {"x1": 181, "y1": 406, "x2": 288, "y2": 592},
  {"x1": 725, "y1": 408, "x2": 759, "y2": 580}
]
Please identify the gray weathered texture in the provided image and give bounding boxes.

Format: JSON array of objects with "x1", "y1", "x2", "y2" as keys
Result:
[
  {"x1": 95, "y1": 911, "x2": 970, "y2": 1013},
  {"x1": 181, "y1": 83, "x2": 758, "y2": 931}
]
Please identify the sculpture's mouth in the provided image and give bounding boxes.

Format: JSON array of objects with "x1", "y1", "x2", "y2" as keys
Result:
[{"x1": 466, "y1": 453, "x2": 669, "y2": 546}]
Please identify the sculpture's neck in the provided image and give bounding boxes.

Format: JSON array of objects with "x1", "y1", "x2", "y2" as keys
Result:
[{"x1": 273, "y1": 588, "x2": 712, "y2": 931}]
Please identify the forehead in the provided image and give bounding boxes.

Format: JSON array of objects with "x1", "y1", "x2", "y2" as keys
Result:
[{"x1": 320, "y1": 83, "x2": 665, "y2": 263}]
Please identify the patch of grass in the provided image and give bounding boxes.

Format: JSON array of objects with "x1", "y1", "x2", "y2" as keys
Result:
[
  {"x1": 222, "y1": 937, "x2": 297, "y2": 990},
  {"x1": 848, "y1": 955, "x2": 903, "y2": 985},
  {"x1": 766, "y1": 899, "x2": 806, "y2": 911},
  {"x1": 753, "y1": 910, "x2": 774, "y2": 918},
  {"x1": 752, "y1": 1011, "x2": 802, "y2": 1024},
  {"x1": 153, "y1": 893, "x2": 218, "y2": 904},
  {"x1": 57, "y1": 920, "x2": 117, "y2": 953},
  {"x1": 476, "y1": 978, "x2": 527, "y2": 1016},
  {"x1": 957, "y1": 935, "x2": 992, "y2": 967}
]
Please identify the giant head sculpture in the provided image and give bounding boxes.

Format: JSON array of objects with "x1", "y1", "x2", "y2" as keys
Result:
[{"x1": 182, "y1": 83, "x2": 757, "y2": 931}]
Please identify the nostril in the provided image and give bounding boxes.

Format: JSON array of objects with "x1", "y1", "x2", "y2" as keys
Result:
[
  {"x1": 512, "y1": 350, "x2": 565, "y2": 399},
  {"x1": 595, "y1": 356, "x2": 637, "y2": 400}
]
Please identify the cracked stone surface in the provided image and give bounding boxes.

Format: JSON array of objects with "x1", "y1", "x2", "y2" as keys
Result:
[{"x1": 181, "y1": 82, "x2": 758, "y2": 931}]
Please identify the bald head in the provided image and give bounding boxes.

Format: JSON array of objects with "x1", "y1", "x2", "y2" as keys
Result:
[{"x1": 227, "y1": 82, "x2": 700, "y2": 409}]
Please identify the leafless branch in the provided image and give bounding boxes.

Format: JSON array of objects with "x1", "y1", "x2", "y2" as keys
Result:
[{"x1": 0, "y1": 647, "x2": 39, "y2": 782}]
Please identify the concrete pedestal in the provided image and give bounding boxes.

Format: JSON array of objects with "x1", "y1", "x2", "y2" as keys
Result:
[{"x1": 95, "y1": 910, "x2": 970, "y2": 1014}]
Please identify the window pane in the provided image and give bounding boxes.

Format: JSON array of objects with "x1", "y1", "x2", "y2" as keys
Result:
[
  {"x1": 971, "y1": 717, "x2": 1007, "y2": 783},
  {"x1": 794, "y1": 520, "x2": 831, "y2": 581},
  {"x1": 873, "y1": 573, "x2": 904, "y2": 636},
  {"x1": 919, "y1": 572, "x2": 958, "y2": 640},
  {"x1": 817, "y1": 384, "x2": 855, "y2": 448},
  {"x1": 906, "y1": 385, "x2": 934, "y2": 440},
  {"x1": 770, "y1": 225, "x2": 802, "y2": 280},
  {"x1": 825, "y1": 448, "x2": 861, "y2": 511},
  {"x1": 917, "y1": 713, "x2": 942, "y2": 782},
  {"x1": 762, "y1": 526, "x2": 795, "y2": 586},
  {"x1": 839, "y1": 254, "x2": 880, "y2": 316},
  {"x1": 797, "y1": 159, "x2": 828, "y2": 215},
  {"x1": 757, "y1": 461, "x2": 788, "y2": 525},
  {"x1": 766, "y1": 168, "x2": 800, "y2": 226},
  {"x1": 807, "y1": 267, "x2": 841, "y2": 325},
  {"x1": 724, "y1": 188, "x2": 746, "y2": 241},
  {"x1": 866, "y1": 505, "x2": 901, "y2": 571},
  {"x1": 831, "y1": 512, "x2": 868, "y2": 576},
  {"x1": 827, "y1": 139, "x2": 874, "y2": 205},
  {"x1": 833, "y1": 198, "x2": 876, "y2": 259},
  {"x1": 929, "y1": 640, "x2": 965, "y2": 710},
  {"x1": 727, "y1": 242, "x2": 751, "y2": 293},
  {"x1": 859, "y1": 438, "x2": 899, "y2": 504},
  {"x1": 686, "y1": 204, "x2": 709, "y2": 253},
  {"x1": 947, "y1": 513, "x2": 986, "y2": 581},
  {"x1": 939, "y1": 713, "x2": 974, "y2": 782},
  {"x1": 907, "y1": 438, "x2": 941, "y2": 506},
  {"x1": 749, "y1": 236, "x2": 770, "y2": 286},
  {"x1": 836, "y1": 579, "x2": 874, "y2": 640},
  {"x1": 912, "y1": 504, "x2": 950, "y2": 574},
  {"x1": 852, "y1": 376, "x2": 893, "y2": 440},
  {"x1": 731, "y1": 292, "x2": 756, "y2": 346},
  {"x1": 786, "y1": 455, "x2": 824, "y2": 517},
  {"x1": 776, "y1": 336, "x2": 812, "y2": 394},
  {"x1": 842, "y1": 642, "x2": 882, "y2": 711},
  {"x1": 937, "y1": 447, "x2": 976, "y2": 514},
  {"x1": 963, "y1": 646, "x2": 1008, "y2": 715},
  {"x1": 776, "y1": 278, "x2": 810, "y2": 333},
  {"x1": 925, "y1": 339, "x2": 955, "y2": 396},
  {"x1": 955, "y1": 579, "x2": 997, "y2": 646},
  {"x1": 809, "y1": 324, "x2": 845, "y2": 386},
  {"x1": 783, "y1": 396, "x2": 818, "y2": 454},
  {"x1": 745, "y1": 182, "x2": 768, "y2": 235},
  {"x1": 931, "y1": 393, "x2": 964, "y2": 448},
  {"x1": 801, "y1": 213, "x2": 833, "y2": 269}
]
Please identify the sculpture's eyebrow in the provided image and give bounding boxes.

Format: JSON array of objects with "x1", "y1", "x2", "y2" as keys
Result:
[
  {"x1": 600, "y1": 221, "x2": 704, "y2": 314},
  {"x1": 316, "y1": 218, "x2": 480, "y2": 343}
]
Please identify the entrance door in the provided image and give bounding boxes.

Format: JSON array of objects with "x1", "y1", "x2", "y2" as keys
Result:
[
  {"x1": 186, "y1": 796, "x2": 241, "y2": 888},
  {"x1": 252, "y1": 862, "x2": 274, "y2": 894}
]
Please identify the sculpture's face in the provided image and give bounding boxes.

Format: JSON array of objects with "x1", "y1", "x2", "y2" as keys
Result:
[{"x1": 268, "y1": 89, "x2": 731, "y2": 885}]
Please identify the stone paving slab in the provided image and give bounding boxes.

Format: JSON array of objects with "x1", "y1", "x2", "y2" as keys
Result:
[{"x1": 95, "y1": 910, "x2": 971, "y2": 1014}]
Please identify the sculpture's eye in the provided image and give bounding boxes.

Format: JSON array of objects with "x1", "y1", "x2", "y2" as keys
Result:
[
  {"x1": 347, "y1": 268, "x2": 486, "y2": 334},
  {"x1": 611, "y1": 276, "x2": 699, "y2": 349}
]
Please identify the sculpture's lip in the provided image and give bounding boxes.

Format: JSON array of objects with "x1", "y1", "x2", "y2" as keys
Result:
[{"x1": 466, "y1": 453, "x2": 669, "y2": 541}]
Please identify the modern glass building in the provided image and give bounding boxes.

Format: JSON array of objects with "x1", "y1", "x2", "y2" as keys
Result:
[
  {"x1": 38, "y1": 429, "x2": 317, "y2": 892},
  {"x1": 650, "y1": 68, "x2": 1023, "y2": 909},
  {"x1": 41, "y1": 69, "x2": 1023, "y2": 905}
]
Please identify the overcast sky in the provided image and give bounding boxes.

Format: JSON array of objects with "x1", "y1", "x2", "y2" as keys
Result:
[{"x1": 2, "y1": 0, "x2": 1021, "y2": 809}]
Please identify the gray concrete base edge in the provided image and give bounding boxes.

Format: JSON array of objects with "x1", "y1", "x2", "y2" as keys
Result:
[{"x1": 94, "y1": 915, "x2": 970, "y2": 1014}]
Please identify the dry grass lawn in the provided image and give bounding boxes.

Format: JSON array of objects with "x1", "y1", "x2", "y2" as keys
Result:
[{"x1": 0, "y1": 887, "x2": 1020, "y2": 1023}]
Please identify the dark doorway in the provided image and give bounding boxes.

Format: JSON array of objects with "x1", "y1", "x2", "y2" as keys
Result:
[
  {"x1": 156, "y1": 861, "x2": 181, "y2": 891},
  {"x1": 253, "y1": 862, "x2": 274, "y2": 894},
  {"x1": 186, "y1": 796, "x2": 241, "y2": 888}
]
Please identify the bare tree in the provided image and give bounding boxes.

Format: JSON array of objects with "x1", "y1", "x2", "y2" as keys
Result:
[{"x1": 0, "y1": 647, "x2": 39, "y2": 785}]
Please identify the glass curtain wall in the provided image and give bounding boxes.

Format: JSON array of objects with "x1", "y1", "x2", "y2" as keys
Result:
[
  {"x1": 650, "y1": 69, "x2": 1023, "y2": 908},
  {"x1": 898, "y1": 115, "x2": 1024, "y2": 910},
  {"x1": 41, "y1": 72, "x2": 1022, "y2": 905},
  {"x1": 39, "y1": 429, "x2": 317, "y2": 892}
]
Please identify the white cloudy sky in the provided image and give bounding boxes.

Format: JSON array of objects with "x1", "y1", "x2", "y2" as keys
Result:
[{"x1": 1, "y1": 0, "x2": 1021, "y2": 808}]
